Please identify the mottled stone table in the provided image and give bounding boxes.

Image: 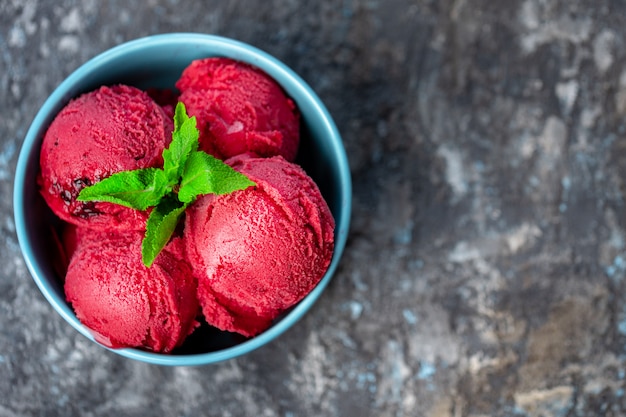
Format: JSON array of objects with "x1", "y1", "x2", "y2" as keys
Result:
[{"x1": 2, "y1": 1, "x2": 626, "y2": 416}]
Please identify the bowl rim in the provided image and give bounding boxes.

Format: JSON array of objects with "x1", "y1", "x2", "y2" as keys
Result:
[{"x1": 13, "y1": 33, "x2": 352, "y2": 366}]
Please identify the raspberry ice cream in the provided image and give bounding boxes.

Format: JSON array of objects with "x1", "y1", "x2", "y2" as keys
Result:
[
  {"x1": 64, "y1": 229, "x2": 199, "y2": 352},
  {"x1": 184, "y1": 154, "x2": 335, "y2": 337},
  {"x1": 38, "y1": 84, "x2": 173, "y2": 231},
  {"x1": 37, "y1": 57, "x2": 335, "y2": 353},
  {"x1": 176, "y1": 58, "x2": 300, "y2": 161}
]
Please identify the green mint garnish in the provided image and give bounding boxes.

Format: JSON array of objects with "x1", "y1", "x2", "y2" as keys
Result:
[
  {"x1": 142, "y1": 195, "x2": 188, "y2": 267},
  {"x1": 77, "y1": 168, "x2": 168, "y2": 211},
  {"x1": 77, "y1": 102, "x2": 255, "y2": 267},
  {"x1": 163, "y1": 102, "x2": 200, "y2": 183},
  {"x1": 179, "y1": 151, "x2": 256, "y2": 203}
]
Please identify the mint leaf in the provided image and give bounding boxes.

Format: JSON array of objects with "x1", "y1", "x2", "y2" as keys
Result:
[
  {"x1": 142, "y1": 194, "x2": 188, "y2": 267},
  {"x1": 178, "y1": 151, "x2": 256, "y2": 203},
  {"x1": 77, "y1": 168, "x2": 168, "y2": 211},
  {"x1": 163, "y1": 102, "x2": 199, "y2": 184},
  {"x1": 75, "y1": 101, "x2": 256, "y2": 267}
]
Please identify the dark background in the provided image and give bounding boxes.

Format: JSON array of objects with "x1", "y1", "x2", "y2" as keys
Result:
[{"x1": 2, "y1": 1, "x2": 626, "y2": 416}]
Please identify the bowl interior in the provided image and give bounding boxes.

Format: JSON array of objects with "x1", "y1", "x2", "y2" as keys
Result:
[{"x1": 14, "y1": 34, "x2": 351, "y2": 365}]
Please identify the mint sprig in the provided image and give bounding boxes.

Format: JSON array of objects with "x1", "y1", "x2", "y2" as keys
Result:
[{"x1": 77, "y1": 102, "x2": 255, "y2": 267}]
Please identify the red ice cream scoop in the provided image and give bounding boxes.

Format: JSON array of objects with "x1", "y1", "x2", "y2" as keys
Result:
[
  {"x1": 64, "y1": 229, "x2": 199, "y2": 353},
  {"x1": 38, "y1": 84, "x2": 173, "y2": 231},
  {"x1": 176, "y1": 57, "x2": 300, "y2": 161},
  {"x1": 184, "y1": 154, "x2": 335, "y2": 337}
]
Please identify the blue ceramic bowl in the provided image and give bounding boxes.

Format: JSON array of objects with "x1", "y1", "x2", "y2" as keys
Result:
[{"x1": 13, "y1": 33, "x2": 351, "y2": 366}]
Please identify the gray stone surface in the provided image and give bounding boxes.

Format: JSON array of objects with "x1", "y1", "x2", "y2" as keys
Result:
[{"x1": 2, "y1": 0, "x2": 626, "y2": 415}]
